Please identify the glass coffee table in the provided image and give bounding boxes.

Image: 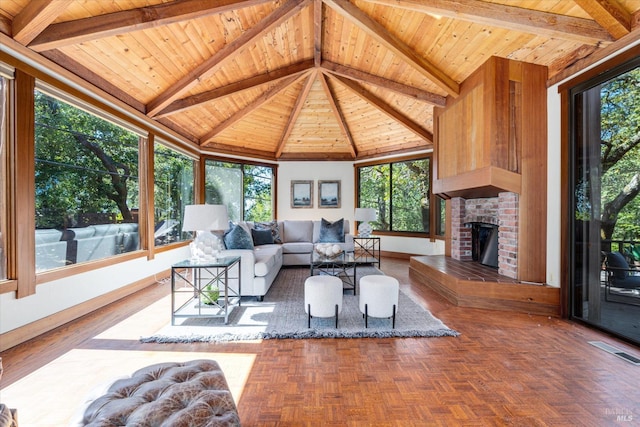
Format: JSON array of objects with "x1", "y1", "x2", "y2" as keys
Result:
[{"x1": 310, "y1": 250, "x2": 357, "y2": 294}]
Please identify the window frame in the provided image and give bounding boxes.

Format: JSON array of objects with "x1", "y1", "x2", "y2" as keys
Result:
[
  {"x1": 203, "y1": 156, "x2": 277, "y2": 222},
  {"x1": 153, "y1": 141, "x2": 196, "y2": 248},
  {"x1": 355, "y1": 153, "x2": 434, "y2": 237}
]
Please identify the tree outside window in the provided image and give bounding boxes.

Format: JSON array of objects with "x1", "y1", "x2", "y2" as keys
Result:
[
  {"x1": 154, "y1": 144, "x2": 194, "y2": 246},
  {"x1": 34, "y1": 90, "x2": 140, "y2": 271},
  {"x1": 204, "y1": 159, "x2": 274, "y2": 222},
  {"x1": 358, "y1": 157, "x2": 431, "y2": 234}
]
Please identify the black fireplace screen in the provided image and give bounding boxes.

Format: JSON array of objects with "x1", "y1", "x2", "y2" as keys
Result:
[{"x1": 471, "y1": 223, "x2": 499, "y2": 268}]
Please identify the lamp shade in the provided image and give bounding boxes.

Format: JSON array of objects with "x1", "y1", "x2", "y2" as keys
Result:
[
  {"x1": 182, "y1": 204, "x2": 229, "y2": 232},
  {"x1": 354, "y1": 208, "x2": 377, "y2": 222}
]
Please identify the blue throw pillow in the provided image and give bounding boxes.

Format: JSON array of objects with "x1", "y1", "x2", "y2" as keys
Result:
[
  {"x1": 224, "y1": 223, "x2": 254, "y2": 250},
  {"x1": 252, "y1": 228, "x2": 274, "y2": 246},
  {"x1": 319, "y1": 218, "x2": 344, "y2": 243},
  {"x1": 255, "y1": 220, "x2": 282, "y2": 244}
]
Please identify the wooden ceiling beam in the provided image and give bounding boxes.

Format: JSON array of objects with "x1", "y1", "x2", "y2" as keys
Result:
[
  {"x1": 275, "y1": 71, "x2": 317, "y2": 158},
  {"x1": 323, "y1": 0, "x2": 459, "y2": 98},
  {"x1": 321, "y1": 60, "x2": 446, "y2": 106},
  {"x1": 314, "y1": 0, "x2": 323, "y2": 67},
  {"x1": 12, "y1": 0, "x2": 72, "y2": 46},
  {"x1": 41, "y1": 50, "x2": 146, "y2": 113},
  {"x1": 574, "y1": 0, "x2": 631, "y2": 39},
  {"x1": 319, "y1": 72, "x2": 357, "y2": 158},
  {"x1": 156, "y1": 59, "x2": 314, "y2": 117},
  {"x1": 147, "y1": 0, "x2": 309, "y2": 117},
  {"x1": 329, "y1": 74, "x2": 433, "y2": 143},
  {"x1": 0, "y1": 13, "x2": 12, "y2": 36},
  {"x1": 28, "y1": 0, "x2": 272, "y2": 52},
  {"x1": 200, "y1": 71, "x2": 310, "y2": 145},
  {"x1": 364, "y1": 0, "x2": 615, "y2": 46}
]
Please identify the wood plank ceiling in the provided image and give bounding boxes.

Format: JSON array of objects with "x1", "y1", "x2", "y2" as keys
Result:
[{"x1": 1, "y1": 0, "x2": 639, "y2": 161}]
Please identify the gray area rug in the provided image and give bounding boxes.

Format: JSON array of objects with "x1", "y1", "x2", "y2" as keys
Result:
[{"x1": 141, "y1": 266, "x2": 458, "y2": 343}]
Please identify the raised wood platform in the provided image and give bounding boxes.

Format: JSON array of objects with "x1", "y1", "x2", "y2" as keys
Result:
[{"x1": 409, "y1": 255, "x2": 560, "y2": 317}]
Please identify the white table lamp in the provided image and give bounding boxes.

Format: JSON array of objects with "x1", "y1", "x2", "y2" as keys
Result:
[
  {"x1": 182, "y1": 204, "x2": 229, "y2": 261},
  {"x1": 355, "y1": 208, "x2": 377, "y2": 237}
]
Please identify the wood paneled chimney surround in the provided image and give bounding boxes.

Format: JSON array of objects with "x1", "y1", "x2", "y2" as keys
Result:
[{"x1": 413, "y1": 56, "x2": 556, "y2": 316}]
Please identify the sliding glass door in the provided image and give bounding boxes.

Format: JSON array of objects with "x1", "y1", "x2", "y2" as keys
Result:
[{"x1": 570, "y1": 57, "x2": 640, "y2": 345}]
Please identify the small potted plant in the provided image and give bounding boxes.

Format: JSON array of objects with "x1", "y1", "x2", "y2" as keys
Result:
[{"x1": 202, "y1": 284, "x2": 220, "y2": 305}]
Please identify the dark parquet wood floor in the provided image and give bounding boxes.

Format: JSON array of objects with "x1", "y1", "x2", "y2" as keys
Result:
[{"x1": 1, "y1": 258, "x2": 640, "y2": 426}]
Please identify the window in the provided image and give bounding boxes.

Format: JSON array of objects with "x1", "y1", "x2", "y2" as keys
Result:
[
  {"x1": 34, "y1": 90, "x2": 140, "y2": 272},
  {"x1": 569, "y1": 56, "x2": 640, "y2": 345},
  {"x1": 357, "y1": 157, "x2": 431, "y2": 234},
  {"x1": 434, "y1": 196, "x2": 446, "y2": 237},
  {"x1": 154, "y1": 143, "x2": 195, "y2": 246},
  {"x1": 204, "y1": 159, "x2": 275, "y2": 222},
  {"x1": 0, "y1": 74, "x2": 7, "y2": 280}
]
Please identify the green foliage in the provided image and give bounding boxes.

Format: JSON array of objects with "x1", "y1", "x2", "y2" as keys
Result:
[
  {"x1": 154, "y1": 144, "x2": 194, "y2": 245},
  {"x1": 35, "y1": 91, "x2": 139, "y2": 229},
  {"x1": 599, "y1": 67, "x2": 640, "y2": 241},
  {"x1": 205, "y1": 160, "x2": 274, "y2": 222},
  {"x1": 358, "y1": 158, "x2": 430, "y2": 233}
]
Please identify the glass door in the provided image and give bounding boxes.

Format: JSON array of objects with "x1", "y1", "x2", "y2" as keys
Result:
[{"x1": 570, "y1": 58, "x2": 640, "y2": 345}]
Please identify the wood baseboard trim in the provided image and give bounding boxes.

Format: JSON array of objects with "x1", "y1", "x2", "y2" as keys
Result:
[{"x1": 0, "y1": 270, "x2": 170, "y2": 352}]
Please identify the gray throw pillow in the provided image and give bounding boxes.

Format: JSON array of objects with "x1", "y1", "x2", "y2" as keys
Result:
[
  {"x1": 319, "y1": 218, "x2": 344, "y2": 243},
  {"x1": 255, "y1": 220, "x2": 282, "y2": 244},
  {"x1": 224, "y1": 223, "x2": 254, "y2": 250},
  {"x1": 252, "y1": 228, "x2": 274, "y2": 246}
]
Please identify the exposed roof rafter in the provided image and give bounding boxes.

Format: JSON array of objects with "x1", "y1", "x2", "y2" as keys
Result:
[
  {"x1": 321, "y1": 60, "x2": 446, "y2": 106},
  {"x1": 313, "y1": 0, "x2": 323, "y2": 67},
  {"x1": 275, "y1": 71, "x2": 318, "y2": 158},
  {"x1": 200, "y1": 70, "x2": 312, "y2": 145},
  {"x1": 364, "y1": 0, "x2": 615, "y2": 45},
  {"x1": 574, "y1": 0, "x2": 631, "y2": 39},
  {"x1": 156, "y1": 59, "x2": 315, "y2": 117},
  {"x1": 323, "y1": 0, "x2": 459, "y2": 97},
  {"x1": 147, "y1": 0, "x2": 310, "y2": 117},
  {"x1": 13, "y1": 0, "x2": 72, "y2": 46},
  {"x1": 28, "y1": 0, "x2": 273, "y2": 52},
  {"x1": 329, "y1": 74, "x2": 433, "y2": 144},
  {"x1": 319, "y1": 71, "x2": 357, "y2": 158}
]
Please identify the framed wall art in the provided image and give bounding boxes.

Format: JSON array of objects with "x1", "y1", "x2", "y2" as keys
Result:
[
  {"x1": 318, "y1": 180, "x2": 341, "y2": 208},
  {"x1": 291, "y1": 180, "x2": 313, "y2": 208}
]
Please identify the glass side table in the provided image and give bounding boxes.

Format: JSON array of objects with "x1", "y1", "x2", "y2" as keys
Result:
[
  {"x1": 171, "y1": 256, "x2": 241, "y2": 325},
  {"x1": 354, "y1": 236, "x2": 381, "y2": 268}
]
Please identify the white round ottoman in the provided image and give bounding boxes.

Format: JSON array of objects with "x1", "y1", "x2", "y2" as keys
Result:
[
  {"x1": 304, "y1": 275, "x2": 343, "y2": 328},
  {"x1": 359, "y1": 275, "x2": 399, "y2": 328}
]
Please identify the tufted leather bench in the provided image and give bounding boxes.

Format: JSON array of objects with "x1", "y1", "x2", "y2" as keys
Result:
[{"x1": 76, "y1": 359, "x2": 240, "y2": 426}]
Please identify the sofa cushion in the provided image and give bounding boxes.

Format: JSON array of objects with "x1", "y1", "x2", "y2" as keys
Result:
[
  {"x1": 251, "y1": 228, "x2": 274, "y2": 246},
  {"x1": 283, "y1": 220, "x2": 313, "y2": 243},
  {"x1": 255, "y1": 220, "x2": 282, "y2": 244},
  {"x1": 318, "y1": 218, "x2": 344, "y2": 243},
  {"x1": 282, "y1": 242, "x2": 314, "y2": 254},
  {"x1": 253, "y1": 245, "x2": 282, "y2": 277},
  {"x1": 224, "y1": 223, "x2": 254, "y2": 250}
]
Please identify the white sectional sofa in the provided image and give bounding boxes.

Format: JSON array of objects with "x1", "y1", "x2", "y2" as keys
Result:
[{"x1": 219, "y1": 219, "x2": 354, "y2": 300}]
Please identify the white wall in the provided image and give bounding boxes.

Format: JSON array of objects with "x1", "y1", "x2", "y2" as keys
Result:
[
  {"x1": 546, "y1": 88, "x2": 562, "y2": 287},
  {"x1": 277, "y1": 161, "x2": 443, "y2": 256},
  {"x1": 0, "y1": 246, "x2": 189, "y2": 334}
]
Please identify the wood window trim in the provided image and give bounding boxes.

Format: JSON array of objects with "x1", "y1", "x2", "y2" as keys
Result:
[{"x1": 354, "y1": 153, "x2": 434, "y2": 236}]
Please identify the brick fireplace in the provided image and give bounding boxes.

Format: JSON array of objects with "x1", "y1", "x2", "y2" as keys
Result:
[{"x1": 450, "y1": 192, "x2": 519, "y2": 279}]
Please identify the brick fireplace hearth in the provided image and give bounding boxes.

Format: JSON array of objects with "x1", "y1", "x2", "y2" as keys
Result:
[{"x1": 450, "y1": 192, "x2": 519, "y2": 279}]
